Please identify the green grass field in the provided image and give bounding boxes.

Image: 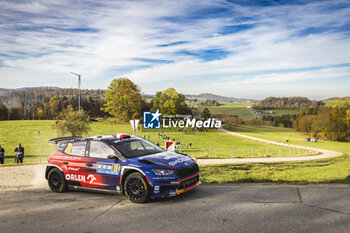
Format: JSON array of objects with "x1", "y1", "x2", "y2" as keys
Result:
[
  {"x1": 324, "y1": 100, "x2": 338, "y2": 107},
  {"x1": 256, "y1": 109, "x2": 299, "y2": 115},
  {"x1": 200, "y1": 155, "x2": 350, "y2": 184},
  {"x1": 199, "y1": 102, "x2": 255, "y2": 120},
  {"x1": 0, "y1": 120, "x2": 313, "y2": 165},
  {"x1": 200, "y1": 124, "x2": 350, "y2": 184},
  {"x1": 223, "y1": 124, "x2": 350, "y2": 152},
  {"x1": 2, "y1": 120, "x2": 349, "y2": 185}
]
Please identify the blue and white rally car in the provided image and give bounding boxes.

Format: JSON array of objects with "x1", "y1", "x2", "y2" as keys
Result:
[{"x1": 46, "y1": 134, "x2": 200, "y2": 203}]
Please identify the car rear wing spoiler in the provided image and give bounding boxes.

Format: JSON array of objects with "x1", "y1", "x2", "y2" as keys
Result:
[{"x1": 48, "y1": 136, "x2": 82, "y2": 144}]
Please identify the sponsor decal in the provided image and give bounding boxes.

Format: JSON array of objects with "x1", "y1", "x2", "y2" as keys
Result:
[
  {"x1": 162, "y1": 154, "x2": 179, "y2": 160},
  {"x1": 168, "y1": 157, "x2": 192, "y2": 167},
  {"x1": 64, "y1": 143, "x2": 73, "y2": 154},
  {"x1": 52, "y1": 155, "x2": 82, "y2": 161},
  {"x1": 143, "y1": 110, "x2": 161, "y2": 129},
  {"x1": 68, "y1": 167, "x2": 80, "y2": 171},
  {"x1": 97, "y1": 163, "x2": 120, "y2": 175},
  {"x1": 153, "y1": 176, "x2": 176, "y2": 180},
  {"x1": 87, "y1": 174, "x2": 96, "y2": 184},
  {"x1": 168, "y1": 191, "x2": 176, "y2": 197},
  {"x1": 153, "y1": 185, "x2": 160, "y2": 194},
  {"x1": 65, "y1": 174, "x2": 96, "y2": 184}
]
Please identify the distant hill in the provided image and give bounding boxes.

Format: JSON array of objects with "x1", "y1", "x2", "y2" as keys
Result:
[
  {"x1": 141, "y1": 93, "x2": 256, "y2": 103},
  {"x1": 0, "y1": 87, "x2": 104, "y2": 108},
  {"x1": 0, "y1": 88, "x2": 13, "y2": 95},
  {"x1": 186, "y1": 93, "x2": 256, "y2": 102},
  {"x1": 0, "y1": 87, "x2": 60, "y2": 96},
  {"x1": 324, "y1": 97, "x2": 350, "y2": 101},
  {"x1": 253, "y1": 97, "x2": 324, "y2": 110},
  {"x1": 0, "y1": 86, "x2": 256, "y2": 108}
]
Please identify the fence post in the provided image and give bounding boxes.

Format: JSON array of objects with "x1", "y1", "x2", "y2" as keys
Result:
[
  {"x1": 289, "y1": 148, "x2": 292, "y2": 156},
  {"x1": 266, "y1": 148, "x2": 268, "y2": 156},
  {"x1": 279, "y1": 148, "x2": 281, "y2": 156},
  {"x1": 233, "y1": 147, "x2": 235, "y2": 157},
  {"x1": 209, "y1": 146, "x2": 212, "y2": 158}
]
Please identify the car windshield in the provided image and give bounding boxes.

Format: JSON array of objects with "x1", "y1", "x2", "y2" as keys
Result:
[{"x1": 111, "y1": 138, "x2": 165, "y2": 158}]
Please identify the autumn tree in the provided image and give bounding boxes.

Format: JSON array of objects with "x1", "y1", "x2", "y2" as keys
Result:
[
  {"x1": 0, "y1": 102, "x2": 8, "y2": 120},
  {"x1": 327, "y1": 101, "x2": 350, "y2": 141},
  {"x1": 37, "y1": 108, "x2": 45, "y2": 120},
  {"x1": 152, "y1": 88, "x2": 189, "y2": 115},
  {"x1": 296, "y1": 101, "x2": 350, "y2": 142},
  {"x1": 8, "y1": 104, "x2": 24, "y2": 120},
  {"x1": 54, "y1": 106, "x2": 90, "y2": 136},
  {"x1": 102, "y1": 78, "x2": 142, "y2": 121},
  {"x1": 201, "y1": 107, "x2": 211, "y2": 119}
]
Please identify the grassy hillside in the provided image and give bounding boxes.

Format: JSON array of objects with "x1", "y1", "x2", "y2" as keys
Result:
[
  {"x1": 199, "y1": 102, "x2": 255, "y2": 120},
  {"x1": 324, "y1": 100, "x2": 338, "y2": 107},
  {"x1": 0, "y1": 120, "x2": 311, "y2": 165},
  {"x1": 224, "y1": 124, "x2": 350, "y2": 152},
  {"x1": 255, "y1": 109, "x2": 299, "y2": 115},
  {"x1": 201, "y1": 124, "x2": 350, "y2": 184}
]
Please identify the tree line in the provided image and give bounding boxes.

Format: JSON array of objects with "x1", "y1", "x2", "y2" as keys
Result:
[
  {"x1": 0, "y1": 79, "x2": 195, "y2": 122},
  {"x1": 253, "y1": 97, "x2": 324, "y2": 110},
  {"x1": 0, "y1": 88, "x2": 107, "y2": 120},
  {"x1": 102, "y1": 78, "x2": 191, "y2": 121},
  {"x1": 296, "y1": 101, "x2": 350, "y2": 142}
]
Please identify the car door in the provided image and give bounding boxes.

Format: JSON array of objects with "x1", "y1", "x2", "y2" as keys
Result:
[
  {"x1": 87, "y1": 140, "x2": 121, "y2": 191},
  {"x1": 62, "y1": 141, "x2": 93, "y2": 187}
]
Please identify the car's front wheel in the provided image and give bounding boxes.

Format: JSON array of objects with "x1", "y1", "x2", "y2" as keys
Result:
[
  {"x1": 48, "y1": 168, "x2": 68, "y2": 193},
  {"x1": 124, "y1": 172, "x2": 151, "y2": 203}
]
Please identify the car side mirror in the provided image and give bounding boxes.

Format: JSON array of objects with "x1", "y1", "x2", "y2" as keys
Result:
[{"x1": 107, "y1": 155, "x2": 118, "y2": 160}]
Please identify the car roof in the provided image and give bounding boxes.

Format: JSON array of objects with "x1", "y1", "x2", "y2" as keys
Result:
[{"x1": 62, "y1": 134, "x2": 135, "y2": 144}]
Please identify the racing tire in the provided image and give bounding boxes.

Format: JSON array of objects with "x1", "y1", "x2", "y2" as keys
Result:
[
  {"x1": 124, "y1": 172, "x2": 151, "y2": 203},
  {"x1": 48, "y1": 168, "x2": 68, "y2": 193}
]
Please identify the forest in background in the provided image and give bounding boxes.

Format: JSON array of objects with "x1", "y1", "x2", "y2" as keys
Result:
[{"x1": 0, "y1": 87, "x2": 107, "y2": 120}]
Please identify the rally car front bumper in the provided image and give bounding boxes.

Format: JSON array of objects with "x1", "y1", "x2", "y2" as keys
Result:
[{"x1": 151, "y1": 173, "x2": 201, "y2": 198}]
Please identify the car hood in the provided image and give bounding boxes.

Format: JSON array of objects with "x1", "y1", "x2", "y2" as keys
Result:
[{"x1": 139, "y1": 151, "x2": 195, "y2": 169}]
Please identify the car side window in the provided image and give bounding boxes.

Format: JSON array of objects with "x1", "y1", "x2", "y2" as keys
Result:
[
  {"x1": 141, "y1": 141, "x2": 155, "y2": 150},
  {"x1": 64, "y1": 141, "x2": 87, "y2": 156},
  {"x1": 89, "y1": 141, "x2": 116, "y2": 159},
  {"x1": 130, "y1": 141, "x2": 145, "y2": 150}
]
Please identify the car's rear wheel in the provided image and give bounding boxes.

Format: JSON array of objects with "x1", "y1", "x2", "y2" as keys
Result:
[
  {"x1": 48, "y1": 168, "x2": 68, "y2": 193},
  {"x1": 124, "y1": 172, "x2": 151, "y2": 203}
]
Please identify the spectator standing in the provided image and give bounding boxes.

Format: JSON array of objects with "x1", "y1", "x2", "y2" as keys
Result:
[
  {"x1": 0, "y1": 145, "x2": 4, "y2": 164},
  {"x1": 15, "y1": 143, "x2": 24, "y2": 164}
]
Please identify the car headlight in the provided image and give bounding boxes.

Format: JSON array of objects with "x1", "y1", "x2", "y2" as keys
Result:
[{"x1": 151, "y1": 168, "x2": 174, "y2": 176}]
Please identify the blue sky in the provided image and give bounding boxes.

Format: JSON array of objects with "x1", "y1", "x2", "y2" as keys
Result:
[{"x1": 1, "y1": 0, "x2": 350, "y2": 99}]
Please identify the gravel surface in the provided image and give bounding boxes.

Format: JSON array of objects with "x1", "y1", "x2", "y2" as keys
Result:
[{"x1": 0, "y1": 164, "x2": 47, "y2": 192}]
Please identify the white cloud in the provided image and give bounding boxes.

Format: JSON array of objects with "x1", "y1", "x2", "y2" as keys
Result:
[{"x1": 0, "y1": 0, "x2": 350, "y2": 99}]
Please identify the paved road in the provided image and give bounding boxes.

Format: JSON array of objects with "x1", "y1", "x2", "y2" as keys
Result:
[
  {"x1": 1, "y1": 184, "x2": 350, "y2": 233},
  {"x1": 195, "y1": 128, "x2": 343, "y2": 165}
]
